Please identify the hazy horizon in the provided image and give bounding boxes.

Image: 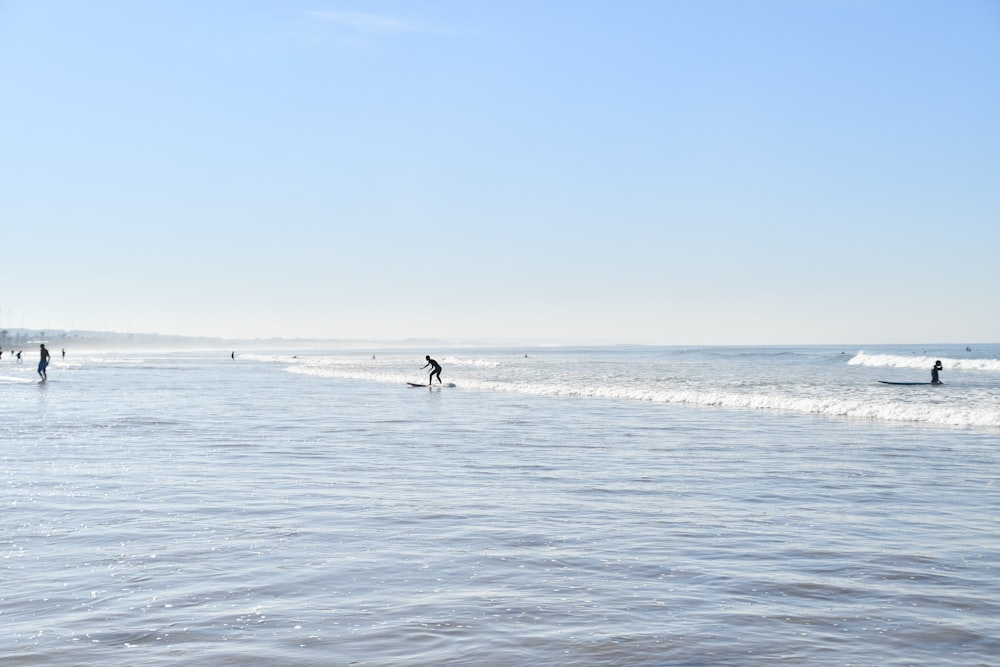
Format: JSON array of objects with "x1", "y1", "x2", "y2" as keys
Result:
[{"x1": 0, "y1": 324, "x2": 991, "y2": 351}]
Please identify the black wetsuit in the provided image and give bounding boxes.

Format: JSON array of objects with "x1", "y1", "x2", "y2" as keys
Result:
[{"x1": 423, "y1": 357, "x2": 442, "y2": 384}]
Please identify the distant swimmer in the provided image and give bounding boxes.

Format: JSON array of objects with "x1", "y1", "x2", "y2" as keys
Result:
[
  {"x1": 62, "y1": 348, "x2": 66, "y2": 359},
  {"x1": 422, "y1": 355, "x2": 442, "y2": 385},
  {"x1": 16, "y1": 350, "x2": 22, "y2": 363},
  {"x1": 231, "y1": 351, "x2": 235, "y2": 361},
  {"x1": 931, "y1": 360, "x2": 943, "y2": 384},
  {"x1": 38, "y1": 344, "x2": 51, "y2": 381}
]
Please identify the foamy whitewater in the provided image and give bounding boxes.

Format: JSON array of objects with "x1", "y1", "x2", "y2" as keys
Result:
[
  {"x1": 2, "y1": 344, "x2": 998, "y2": 665},
  {"x1": 279, "y1": 344, "x2": 1000, "y2": 429}
]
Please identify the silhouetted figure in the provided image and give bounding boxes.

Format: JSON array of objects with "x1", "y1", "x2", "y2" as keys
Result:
[
  {"x1": 422, "y1": 355, "x2": 442, "y2": 385},
  {"x1": 38, "y1": 344, "x2": 51, "y2": 381},
  {"x1": 931, "y1": 360, "x2": 943, "y2": 384}
]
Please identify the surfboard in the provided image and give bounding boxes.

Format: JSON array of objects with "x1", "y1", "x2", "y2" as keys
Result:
[
  {"x1": 407, "y1": 382, "x2": 427, "y2": 387},
  {"x1": 407, "y1": 382, "x2": 457, "y2": 388},
  {"x1": 878, "y1": 381, "x2": 943, "y2": 385}
]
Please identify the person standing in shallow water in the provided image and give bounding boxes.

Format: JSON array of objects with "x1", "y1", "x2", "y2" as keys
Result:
[
  {"x1": 422, "y1": 355, "x2": 442, "y2": 385},
  {"x1": 931, "y1": 360, "x2": 943, "y2": 384},
  {"x1": 38, "y1": 344, "x2": 51, "y2": 381}
]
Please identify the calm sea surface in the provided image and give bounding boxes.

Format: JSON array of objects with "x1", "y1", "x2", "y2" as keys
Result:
[{"x1": 2, "y1": 346, "x2": 998, "y2": 666}]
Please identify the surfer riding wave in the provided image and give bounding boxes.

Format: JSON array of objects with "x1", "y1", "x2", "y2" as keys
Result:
[{"x1": 422, "y1": 355, "x2": 442, "y2": 385}]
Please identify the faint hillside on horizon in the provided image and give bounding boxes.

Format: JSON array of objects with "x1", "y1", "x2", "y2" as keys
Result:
[{"x1": 0, "y1": 328, "x2": 450, "y2": 351}]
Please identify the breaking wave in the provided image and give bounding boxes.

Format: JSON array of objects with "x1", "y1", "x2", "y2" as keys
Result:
[{"x1": 848, "y1": 352, "x2": 1000, "y2": 372}]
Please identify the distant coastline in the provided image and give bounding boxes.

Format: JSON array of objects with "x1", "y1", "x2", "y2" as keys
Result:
[
  {"x1": 0, "y1": 327, "x2": 449, "y2": 352},
  {"x1": 3, "y1": 328, "x2": 989, "y2": 352}
]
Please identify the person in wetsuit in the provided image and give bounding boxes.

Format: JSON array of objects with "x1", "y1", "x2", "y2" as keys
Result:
[
  {"x1": 931, "y1": 360, "x2": 943, "y2": 384},
  {"x1": 422, "y1": 355, "x2": 442, "y2": 385},
  {"x1": 38, "y1": 344, "x2": 51, "y2": 381}
]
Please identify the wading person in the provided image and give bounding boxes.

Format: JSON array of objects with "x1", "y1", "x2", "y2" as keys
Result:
[
  {"x1": 38, "y1": 344, "x2": 51, "y2": 381},
  {"x1": 931, "y1": 360, "x2": 943, "y2": 384}
]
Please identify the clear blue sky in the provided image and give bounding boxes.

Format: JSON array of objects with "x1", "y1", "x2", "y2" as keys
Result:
[{"x1": 2, "y1": 1, "x2": 997, "y2": 344}]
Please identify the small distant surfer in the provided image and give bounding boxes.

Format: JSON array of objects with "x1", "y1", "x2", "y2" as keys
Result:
[
  {"x1": 422, "y1": 355, "x2": 442, "y2": 385},
  {"x1": 38, "y1": 344, "x2": 51, "y2": 381},
  {"x1": 931, "y1": 360, "x2": 943, "y2": 384}
]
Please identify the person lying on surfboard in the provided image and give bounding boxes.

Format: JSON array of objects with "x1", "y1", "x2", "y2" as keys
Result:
[
  {"x1": 931, "y1": 360, "x2": 943, "y2": 384},
  {"x1": 422, "y1": 355, "x2": 442, "y2": 385}
]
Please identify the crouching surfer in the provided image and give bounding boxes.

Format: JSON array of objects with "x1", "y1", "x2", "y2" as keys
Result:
[{"x1": 422, "y1": 355, "x2": 442, "y2": 385}]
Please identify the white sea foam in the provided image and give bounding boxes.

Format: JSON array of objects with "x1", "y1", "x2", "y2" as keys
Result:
[
  {"x1": 849, "y1": 351, "x2": 1000, "y2": 372},
  {"x1": 281, "y1": 347, "x2": 1000, "y2": 429},
  {"x1": 288, "y1": 364, "x2": 416, "y2": 386},
  {"x1": 440, "y1": 356, "x2": 504, "y2": 368},
  {"x1": 450, "y1": 379, "x2": 1000, "y2": 428},
  {"x1": 0, "y1": 374, "x2": 38, "y2": 384}
]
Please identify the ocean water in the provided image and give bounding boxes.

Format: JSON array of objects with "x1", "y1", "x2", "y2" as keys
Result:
[{"x1": 2, "y1": 344, "x2": 998, "y2": 666}]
